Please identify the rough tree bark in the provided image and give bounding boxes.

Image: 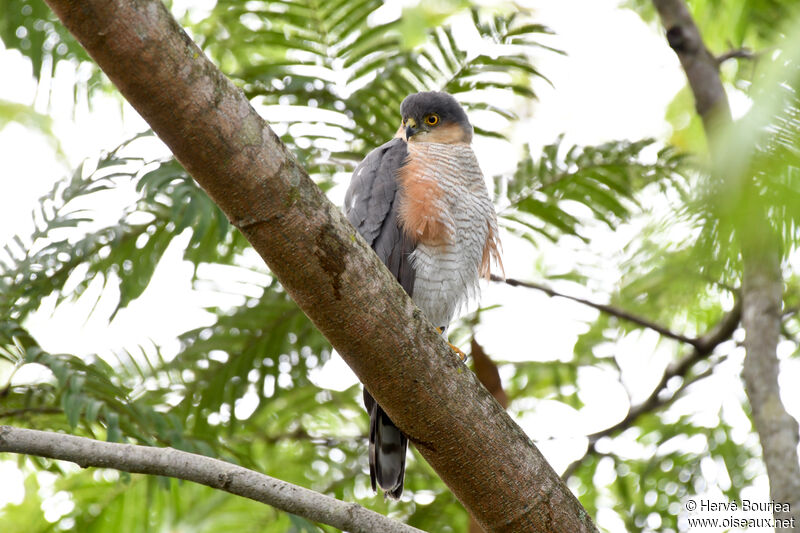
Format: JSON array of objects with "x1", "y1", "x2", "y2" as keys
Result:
[
  {"x1": 739, "y1": 215, "x2": 800, "y2": 530},
  {"x1": 469, "y1": 339, "x2": 510, "y2": 533},
  {"x1": 33, "y1": 1, "x2": 597, "y2": 531},
  {"x1": 652, "y1": 0, "x2": 800, "y2": 529},
  {"x1": 0, "y1": 426, "x2": 422, "y2": 533},
  {"x1": 651, "y1": 0, "x2": 731, "y2": 136}
]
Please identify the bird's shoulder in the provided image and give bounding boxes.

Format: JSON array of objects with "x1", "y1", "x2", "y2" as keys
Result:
[{"x1": 344, "y1": 138, "x2": 408, "y2": 246}]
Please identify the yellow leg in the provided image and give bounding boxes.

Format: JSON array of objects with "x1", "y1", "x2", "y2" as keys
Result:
[{"x1": 436, "y1": 328, "x2": 467, "y2": 362}]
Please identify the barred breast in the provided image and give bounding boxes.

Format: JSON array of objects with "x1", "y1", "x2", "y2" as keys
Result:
[{"x1": 398, "y1": 142, "x2": 501, "y2": 328}]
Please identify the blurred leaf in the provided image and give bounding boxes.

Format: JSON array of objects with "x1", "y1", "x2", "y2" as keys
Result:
[{"x1": 0, "y1": 0, "x2": 99, "y2": 95}]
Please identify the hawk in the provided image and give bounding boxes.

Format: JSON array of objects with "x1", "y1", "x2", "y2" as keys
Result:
[{"x1": 344, "y1": 91, "x2": 502, "y2": 499}]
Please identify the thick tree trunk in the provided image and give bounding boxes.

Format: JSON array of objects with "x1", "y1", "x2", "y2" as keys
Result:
[
  {"x1": 469, "y1": 339, "x2": 510, "y2": 533},
  {"x1": 39, "y1": 1, "x2": 596, "y2": 531},
  {"x1": 651, "y1": 0, "x2": 731, "y2": 136},
  {"x1": 652, "y1": 1, "x2": 800, "y2": 529},
  {"x1": 740, "y1": 220, "x2": 800, "y2": 529}
]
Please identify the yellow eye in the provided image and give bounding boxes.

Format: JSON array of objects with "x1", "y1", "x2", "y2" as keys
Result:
[{"x1": 424, "y1": 114, "x2": 439, "y2": 126}]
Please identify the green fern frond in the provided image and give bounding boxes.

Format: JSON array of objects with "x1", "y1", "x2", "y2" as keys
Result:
[{"x1": 499, "y1": 137, "x2": 690, "y2": 242}]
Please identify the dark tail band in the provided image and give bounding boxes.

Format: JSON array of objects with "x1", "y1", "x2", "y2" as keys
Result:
[{"x1": 364, "y1": 388, "x2": 408, "y2": 499}]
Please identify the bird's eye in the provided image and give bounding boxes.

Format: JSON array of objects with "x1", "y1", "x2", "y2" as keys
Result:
[{"x1": 424, "y1": 114, "x2": 439, "y2": 126}]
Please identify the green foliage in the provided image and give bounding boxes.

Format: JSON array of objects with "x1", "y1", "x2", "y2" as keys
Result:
[
  {"x1": 630, "y1": 0, "x2": 800, "y2": 157},
  {"x1": 0, "y1": 99, "x2": 58, "y2": 146},
  {"x1": 627, "y1": 0, "x2": 800, "y2": 52},
  {"x1": 570, "y1": 416, "x2": 759, "y2": 532},
  {"x1": 3, "y1": 1, "x2": 800, "y2": 532},
  {"x1": 0, "y1": 0, "x2": 100, "y2": 94},
  {"x1": 640, "y1": 25, "x2": 800, "y2": 304},
  {"x1": 716, "y1": 44, "x2": 800, "y2": 257},
  {"x1": 499, "y1": 136, "x2": 689, "y2": 245},
  {"x1": 165, "y1": 280, "x2": 331, "y2": 445},
  {"x1": 3, "y1": 469, "x2": 295, "y2": 533},
  {"x1": 505, "y1": 360, "x2": 583, "y2": 409},
  {"x1": 0, "y1": 2, "x2": 559, "y2": 530},
  {"x1": 196, "y1": 0, "x2": 553, "y2": 180},
  {"x1": 566, "y1": 17, "x2": 800, "y2": 531},
  {"x1": 0, "y1": 131, "x2": 259, "y2": 326}
]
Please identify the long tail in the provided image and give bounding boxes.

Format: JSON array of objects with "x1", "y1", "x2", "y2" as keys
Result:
[{"x1": 363, "y1": 388, "x2": 408, "y2": 499}]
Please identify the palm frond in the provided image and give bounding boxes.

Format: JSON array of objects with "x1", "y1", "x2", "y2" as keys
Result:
[
  {"x1": 197, "y1": 2, "x2": 555, "y2": 182},
  {"x1": 498, "y1": 137, "x2": 690, "y2": 243}
]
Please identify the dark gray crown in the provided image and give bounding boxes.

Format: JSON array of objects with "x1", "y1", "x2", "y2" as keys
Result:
[{"x1": 399, "y1": 91, "x2": 471, "y2": 128}]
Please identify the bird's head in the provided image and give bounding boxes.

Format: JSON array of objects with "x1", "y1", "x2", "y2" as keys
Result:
[{"x1": 398, "y1": 91, "x2": 473, "y2": 144}]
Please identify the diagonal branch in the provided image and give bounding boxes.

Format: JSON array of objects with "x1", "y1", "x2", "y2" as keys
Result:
[
  {"x1": 562, "y1": 301, "x2": 741, "y2": 479},
  {"x1": 41, "y1": 1, "x2": 596, "y2": 531},
  {"x1": 589, "y1": 299, "x2": 740, "y2": 441},
  {"x1": 653, "y1": 0, "x2": 800, "y2": 527},
  {"x1": 652, "y1": 0, "x2": 732, "y2": 136},
  {"x1": 0, "y1": 425, "x2": 421, "y2": 533},
  {"x1": 715, "y1": 47, "x2": 757, "y2": 65},
  {"x1": 492, "y1": 275, "x2": 699, "y2": 347}
]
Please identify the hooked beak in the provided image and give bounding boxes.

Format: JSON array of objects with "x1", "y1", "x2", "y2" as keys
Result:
[{"x1": 404, "y1": 117, "x2": 419, "y2": 141}]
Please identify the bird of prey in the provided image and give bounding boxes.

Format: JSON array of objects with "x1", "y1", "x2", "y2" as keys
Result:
[{"x1": 344, "y1": 91, "x2": 502, "y2": 499}]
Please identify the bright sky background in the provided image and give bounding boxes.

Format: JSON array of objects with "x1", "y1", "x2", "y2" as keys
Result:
[{"x1": 1, "y1": 1, "x2": 798, "y2": 531}]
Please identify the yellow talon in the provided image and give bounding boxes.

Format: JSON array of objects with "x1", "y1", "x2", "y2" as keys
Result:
[
  {"x1": 449, "y1": 342, "x2": 468, "y2": 362},
  {"x1": 436, "y1": 328, "x2": 467, "y2": 362}
]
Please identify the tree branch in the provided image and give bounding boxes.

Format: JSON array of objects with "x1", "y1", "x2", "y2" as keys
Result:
[
  {"x1": 562, "y1": 302, "x2": 741, "y2": 479},
  {"x1": 740, "y1": 234, "x2": 800, "y2": 528},
  {"x1": 41, "y1": 1, "x2": 596, "y2": 531},
  {"x1": 715, "y1": 47, "x2": 756, "y2": 65},
  {"x1": 652, "y1": 0, "x2": 732, "y2": 136},
  {"x1": 0, "y1": 425, "x2": 421, "y2": 533},
  {"x1": 653, "y1": 1, "x2": 800, "y2": 526}
]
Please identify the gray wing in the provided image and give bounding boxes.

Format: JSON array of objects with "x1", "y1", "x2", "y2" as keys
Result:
[
  {"x1": 346, "y1": 138, "x2": 415, "y2": 499},
  {"x1": 345, "y1": 138, "x2": 416, "y2": 295}
]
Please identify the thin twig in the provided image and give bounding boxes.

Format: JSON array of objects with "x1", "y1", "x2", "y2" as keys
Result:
[
  {"x1": 590, "y1": 299, "x2": 741, "y2": 439},
  {"x1": 716, "y1": 48, "x2": 756, "y2": 65},
  {"x1": 561, "y1": 301, "x2": 741, "y2": 479},
  {"x1": 491, "y1": 275, "x2": 699, "y2": 347}
]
